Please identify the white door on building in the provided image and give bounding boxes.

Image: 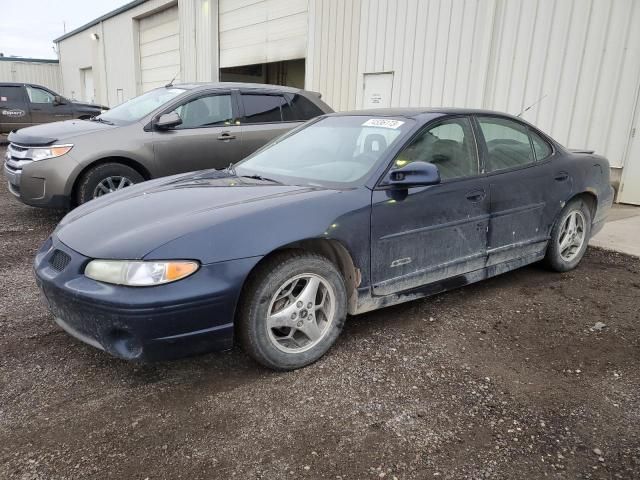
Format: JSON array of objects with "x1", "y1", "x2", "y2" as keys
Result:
[
  {"x1": 619, "y1": 123, "x2": 640, "y2": 205},
  {"x1": 362, "y1": 73, "x2": 394, "y2": 109},
  {"x1": 82, "y1": 68, "x2": 94, "y2": 103},
  {"x1": 139, "y1": 6, "x2": 181, "y2": 92}
]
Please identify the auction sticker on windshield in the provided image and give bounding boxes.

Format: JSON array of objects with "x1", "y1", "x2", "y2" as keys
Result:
[{"x1": 362, "y1": 118, "x2": 405, "y2": 129}]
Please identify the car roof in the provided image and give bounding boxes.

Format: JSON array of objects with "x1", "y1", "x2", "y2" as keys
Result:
[
  {"x1": 331, "y1": 107, "x2": 523, "y2": 120},
  {"x1": 172, "y1": 82, "x2": 305, "y2": 94}
]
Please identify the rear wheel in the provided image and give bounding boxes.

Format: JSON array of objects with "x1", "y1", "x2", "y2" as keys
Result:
[
  {"x1": 237, "y1": 251, "x2": 347, "y2": 370},
  {"x1": 76, "y1": 162, "x2": 144, "y2": 205},
  {"x1": 544, "y1": 199, "x2": 592, "y2": 272}
]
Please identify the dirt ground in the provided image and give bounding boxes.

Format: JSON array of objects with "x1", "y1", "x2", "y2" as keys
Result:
[{"x1": 1, "y1": 145, "x2": 639, "y2": 479}]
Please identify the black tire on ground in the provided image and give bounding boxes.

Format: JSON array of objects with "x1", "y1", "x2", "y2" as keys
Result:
[
  {"x1": 237, "y1": 250, "x2": 348, "y2": 371},
  {"x1": 544, "y1": 198, "x2": 592, "y2": 272},
  {"x1": 76, "y1": 162, "x2": 144, "y2": 205}
]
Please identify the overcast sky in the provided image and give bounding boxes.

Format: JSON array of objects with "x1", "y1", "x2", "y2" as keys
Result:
[{"x1": 0, "y1": 0, "x2": 132, "y2": 59}]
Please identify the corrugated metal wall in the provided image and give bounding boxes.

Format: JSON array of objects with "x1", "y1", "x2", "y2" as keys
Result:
[
  {"x1": 0, "y1": 61, "x2": 62, "y2": 92},
  {"x1": 219, "y1": 0, "x2": 308, "y2": 68},
  {"x1": 306, "y1": 0, "x2": 640, "y2": 169}
]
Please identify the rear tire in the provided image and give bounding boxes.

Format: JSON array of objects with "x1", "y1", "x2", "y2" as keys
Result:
[
  {"x1": 237, "y1": 251, "x2": 347, "y2": 370},
  {"x1": 544, "y1": 198, "x2": 592, "y2": 272},
  {"x1": 76, "y1": 162, "x2": 144, "y2": 205}
]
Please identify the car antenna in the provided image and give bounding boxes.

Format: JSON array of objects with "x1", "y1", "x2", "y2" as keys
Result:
[
  {"x1": 516, "y1": 94, "x2": 548, "y2": 117},
  {"x1": 165, "y1": 71, "x2": 179, "y2": 88}
]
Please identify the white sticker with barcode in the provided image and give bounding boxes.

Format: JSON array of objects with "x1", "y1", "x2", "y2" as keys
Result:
[{"x1": 362, "y1": 118, "x2": 404, "y2": 129}]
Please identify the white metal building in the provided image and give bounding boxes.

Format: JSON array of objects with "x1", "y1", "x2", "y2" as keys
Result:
[
  {"x1": 53, "y1": 0, "x2": 640, "y2": 204},
  {"x1": 0, "y1": 57, "x2": 62, "y2": 92}
]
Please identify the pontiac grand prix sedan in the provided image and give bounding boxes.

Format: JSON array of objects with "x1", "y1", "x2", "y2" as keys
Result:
[{"x1": 35, "y1": 109, "x2": 614, "y2": 370}]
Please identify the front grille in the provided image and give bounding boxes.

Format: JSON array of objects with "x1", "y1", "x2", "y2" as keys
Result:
[
  {"x1": 49, "y1": 249, "x2": 71, "y2": 272},
  {"x1": 8, "y1": 143, "x2": 32, "y2": 164}
]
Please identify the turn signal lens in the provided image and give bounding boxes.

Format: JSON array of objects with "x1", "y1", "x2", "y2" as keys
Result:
[
  {"x1": 85, "y1": 260, "x2": 199, "y2": 286},
  {"x1": 50, "y1": 145, "x2": 73, "y2": 157}
]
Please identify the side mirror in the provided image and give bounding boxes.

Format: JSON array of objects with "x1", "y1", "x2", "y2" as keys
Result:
[
  {"x1": 155, "y1": 112, "x2": 182, "y2": 130},
  {"x1": 386, "y1": 161, "x2": 441, "y2": 188},
  {"x1": 53, "y1": 95, "x2": 66, "y2": 105}
]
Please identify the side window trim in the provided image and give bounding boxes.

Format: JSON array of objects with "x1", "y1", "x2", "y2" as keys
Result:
[{"x1": 238, "y1": 91, "x2": 288, "y2": 125}]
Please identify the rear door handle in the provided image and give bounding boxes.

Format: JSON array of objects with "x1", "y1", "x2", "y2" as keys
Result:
[
  {"x1": 217, "y1": 132, "x2": 236, "y2": 141},
  {"x1": 554, "y1": 172, "x2": 569, "y2": 182},
  {"x1": 465, "y1": 189, "x2": 486, "y2": 202}
]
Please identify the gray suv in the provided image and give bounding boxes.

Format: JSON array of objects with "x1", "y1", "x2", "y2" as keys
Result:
[{"x1": 4, "y1": 83, "x2": 332, "y2": 208}]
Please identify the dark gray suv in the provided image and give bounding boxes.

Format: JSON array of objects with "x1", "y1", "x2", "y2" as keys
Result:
[{"x1": 4, "y1": 83, "x2": 332, "y2": 208}]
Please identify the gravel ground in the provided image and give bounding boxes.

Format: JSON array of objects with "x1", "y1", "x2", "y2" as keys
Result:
[{"x1": 1, "y1": 145, "x2": 639, "y2": 479}]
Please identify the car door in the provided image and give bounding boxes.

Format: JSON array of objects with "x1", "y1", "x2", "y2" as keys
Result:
[
  {"x1": 152, "y1": 90, "x2": 244, "y2": 176},
  {"x1": 25, "y1": 85, "x2": 74, "y2": 124},
  {"x1": 370, "y1": 116, "x2": 490, "y2": 296},
  {"x1": 237, "y1": 92, "x2": 304, "y2": 158},
  {"x1": 474, "y1": 115, "x2": 571, "y2": 266},
  {"x1": 0, "y1": 85, "x2": 31, "y2": 133}
]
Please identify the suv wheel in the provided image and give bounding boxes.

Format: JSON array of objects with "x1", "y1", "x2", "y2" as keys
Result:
[{"x1": 76, "y1": 163, "x2": 144, "y2": 205}]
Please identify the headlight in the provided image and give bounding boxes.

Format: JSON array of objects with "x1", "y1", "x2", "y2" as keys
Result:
[
  {"x1": 27, "y1": 144, "x2": 73, "y2": 161},
  {"x1": 84, "y1": 260, "x2": 199, "y2": 286}
]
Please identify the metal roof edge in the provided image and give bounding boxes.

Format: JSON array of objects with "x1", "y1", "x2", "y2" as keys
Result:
[{"x1": 53, "y1": 0, "x2": 147, "y2": 43}]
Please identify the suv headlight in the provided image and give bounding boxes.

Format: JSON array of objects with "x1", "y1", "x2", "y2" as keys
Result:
[
  {"x1": 85, "y1": 260, "x2": 199, "y2": 286},
  {"x1": 27, "y1": 144, "x2": 73, "y2": 161}
]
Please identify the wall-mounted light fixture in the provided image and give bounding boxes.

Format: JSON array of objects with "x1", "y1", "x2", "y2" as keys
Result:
[{"x1": 90, "y1": 33, "x2": 99, "y2": 40}]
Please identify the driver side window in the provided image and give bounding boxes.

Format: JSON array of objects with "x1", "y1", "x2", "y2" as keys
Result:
[
  {"x1": 26, "y1": 86, "x2": 55, "y2": 104},
  {"x1": 395, "y1": 117, "x2": 478, "y2": 180},
  {"x1": 172, "y1": 93, "x2": 233, "y2": 129}
]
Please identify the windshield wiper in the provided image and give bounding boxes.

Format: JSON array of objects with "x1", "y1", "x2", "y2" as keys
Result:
[
  {"x1": 90, "y1": 116, "x2": 114, "y2": 125},
  {"x1": 240, "y1": 174, "x2": 282, "y2": 184}
]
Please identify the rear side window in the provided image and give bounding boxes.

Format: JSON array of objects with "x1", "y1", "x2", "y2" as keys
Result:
[
  {"x1": 241, "y1": 94, "x2": 286, "y2": 123},
  {"x1": 0, "y1": 86, "x2": 24, "y2": 103},
  {"x1": 478, "y1": 117, "x2": 534, "y2": 172},
  {"x1": 530, "y1": 130, "x2": 553, "y2": 160},
  {"x1": 283, "y1": 94, "x2": 325, "y2": 121}
]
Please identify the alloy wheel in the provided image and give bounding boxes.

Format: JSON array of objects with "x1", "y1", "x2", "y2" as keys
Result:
[
  {"x1": 266, "y1": 273, "x2": 336, "y2": 353},
  {"x1": 93, "y1": 176, "x2": 134, "y2": 198},
  {"x1": 558, "y1": 210, "x2": 586, "y2": 262}
]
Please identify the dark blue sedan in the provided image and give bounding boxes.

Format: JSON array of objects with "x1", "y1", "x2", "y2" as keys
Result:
[{"x1": 35, "y1": 109, "x2": 614, "y2": 370}]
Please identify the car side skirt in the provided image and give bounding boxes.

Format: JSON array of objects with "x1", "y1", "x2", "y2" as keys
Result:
[{"x1": 353, "y1": 246, "x2": 547, "y2": 315}]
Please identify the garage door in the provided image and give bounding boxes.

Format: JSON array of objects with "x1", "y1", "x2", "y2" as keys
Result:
[
  {"x1": 139, "y1": 6, "x2": 180, "y2": 92},
  {"x1": 219, "y1": 0, "x2": 308, "y2": 68}
]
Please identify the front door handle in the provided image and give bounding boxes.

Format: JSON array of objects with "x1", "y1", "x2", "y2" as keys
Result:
[
  {"x1": 217, "y1": 132, "x2": 236, "y2": 141},
  {"x1": 465, "y1": 189, "x2": 486, "y2": 202},
  {"x1": 554, "y1": 172, "x2": 569, "y2": 182}
]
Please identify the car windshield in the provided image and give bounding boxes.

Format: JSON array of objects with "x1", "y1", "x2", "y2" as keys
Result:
[
  {"x1": 235, "y1": 116, "x2": 413, "y2": 187},
  {"x1": 97, "y1": 87, "x2": 186, "y2": 124}
]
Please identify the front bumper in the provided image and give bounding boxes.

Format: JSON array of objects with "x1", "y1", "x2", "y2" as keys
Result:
[
  {"x1": 4, "y1": 146, "x2": 78, "y2": 209},
  {"x1": 34, "y1": 235, "x2": 261, "y2": 361}
]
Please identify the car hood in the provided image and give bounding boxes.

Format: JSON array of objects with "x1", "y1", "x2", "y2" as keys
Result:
[
  {"x1": 55, "y1": 170, "x2": 349, "y2": 262},
  {"x1": 72, "y1": 101, "x2": 106, "y2": 110},
  {"x1": 8, "y1": 119, "x2": 116, "y2": 145}
]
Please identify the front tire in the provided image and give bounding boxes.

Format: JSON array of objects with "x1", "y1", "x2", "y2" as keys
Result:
[
  {"x1": 76, "y1": 162, "x2": 144, "y2": 205},
  {"x1": 237, "y1": 251, "x2": 347, "y2": 370},
  {"x1": 544, "y1": 198, "x2": 592, "y2": 272}
]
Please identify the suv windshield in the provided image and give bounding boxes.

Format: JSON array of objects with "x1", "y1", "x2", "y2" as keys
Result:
[
  {"x1": 235, "y1": 116, "x2": 413, "y2": 188},
  {"x1": 97, "y1": 87, "x2": 186, "y2": 125}
]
